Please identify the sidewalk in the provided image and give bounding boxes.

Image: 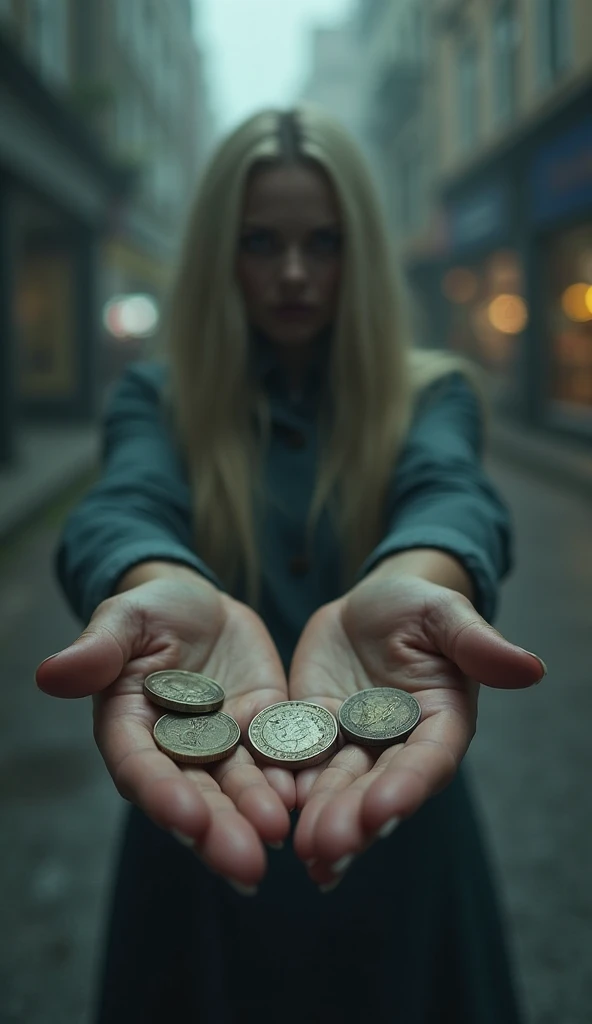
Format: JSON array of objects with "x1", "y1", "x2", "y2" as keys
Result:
[
  {"x1": 0, "y1": 424, "x2": 99, "y2": 543},
  {"x1": 487, "y1": 419, "x2": 592, "y2": 502},
  {"x1": 0, "y1": 416, "x2": 591, "y2": 547}
]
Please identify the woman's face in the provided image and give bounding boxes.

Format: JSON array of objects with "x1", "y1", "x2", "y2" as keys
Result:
[{"x1": 236, "y1": 162, "x2": 343, "y2": 349}]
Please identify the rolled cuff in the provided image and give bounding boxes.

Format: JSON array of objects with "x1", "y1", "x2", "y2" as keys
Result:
[{"x1": 356, "y1": 526, "x2": 499, "y2": 623}]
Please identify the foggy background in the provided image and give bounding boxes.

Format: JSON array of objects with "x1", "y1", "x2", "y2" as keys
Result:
[{"x1": 0, "y1": 1, "x2": 591, "y2": 1022}]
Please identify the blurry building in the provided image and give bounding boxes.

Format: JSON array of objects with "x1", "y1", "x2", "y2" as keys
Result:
[
  {"x1": 0, "y1": 2, "x2": 126, "y2": 464},
  {"x1": 354, "y1": 0, "x2": 435, "y2": 241},
  {"x1": 355, "y1": 0, "x2": 592, "y2": 440},
  {"x1": 0, "y1": 0, "x2": 212, "y2": 465},
  {"x1": 301, "y1": 22, "x2": 363, "y2": 142},
  {"x1": 72, "y1": 0, "x2": 212, "y2": 320}
]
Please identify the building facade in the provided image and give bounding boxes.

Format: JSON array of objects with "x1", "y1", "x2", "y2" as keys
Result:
[
  {"x1": 355, "y1": 0, "x2": 433, "y2": 240},
  {"x1": 353, "y1": 0, "x2": 592, "y2": 440},
  {"x1": 0, "y1": 0, "x2": 211, "y2": 464},
  {"x1": 301, "y1": 23, "x2": 364, "y2": 142},
  {"x1": 430, "y1": 0, "x2": 592, "y2": 432}
]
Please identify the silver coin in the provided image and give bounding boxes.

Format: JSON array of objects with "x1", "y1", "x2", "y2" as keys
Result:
[
  {"x1": 338, "y1": 688, "x2": 421, "y2": 747},
  {"x1": 144, "y1": 670, "x2": 225, "y2": 713},
  {"x1": 153, "y1": 711, "x2": 241, "y2": 765},
  {"x1": 248, "y1": 701, "x2": 338, "y2": 769}
]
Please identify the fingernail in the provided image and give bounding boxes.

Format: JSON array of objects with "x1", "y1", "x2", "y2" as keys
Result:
[
  {"x1": 228, "y1": 880, "x2": 258, "y2": 897},
  {"x1": 267, "y1": 841, "x2": 284, "y2": 851},
  {"x1": 171, "y1": 830, "x2": 194, "y2": 849},
  {"x1": 330, "y1": 853, "x2": 354, "y2": 876},
  {"x1": 319, "y1": 877, "x2": 342, "y2": 894},
  {"x1": 522, "y1": 651, "x2": 547, "y2": 680},
  {"x1": 378, "y1": 817, "x2": 400, "y2": 839}
]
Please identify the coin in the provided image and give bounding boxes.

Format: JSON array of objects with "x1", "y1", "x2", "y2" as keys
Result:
[
  {"x1": 153, "y1": 711, "x2": 240, "y2": 765},
  {"x1": 338, "y1": 687, "x2": 421, "y2": 747},
  {"x1": 248, "y1": 701, "x2": 338, "y2": 769},
  {"x1": 144, "y1": 670, "x2": 225, "y2": 713}
]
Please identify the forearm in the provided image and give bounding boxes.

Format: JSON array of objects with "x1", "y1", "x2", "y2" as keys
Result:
[{"x1": 366, "y1": 548, "x2": 475, "y2": 603}]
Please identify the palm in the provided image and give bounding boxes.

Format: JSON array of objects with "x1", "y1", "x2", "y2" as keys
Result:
[
  {"x1": 289, "y1": 574, "x2": 543, "y2": 880},
  {"x1": 37, "y1": 579, "x2": 293, "y2": 887}
]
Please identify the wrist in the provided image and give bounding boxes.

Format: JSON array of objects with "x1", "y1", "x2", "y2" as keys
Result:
[
  {"x1": 114, "y1": 560, "x2": 217, "y2": 596},
  {"x1": 365, "y1": 548, "x2": 475, "y2": 603}
]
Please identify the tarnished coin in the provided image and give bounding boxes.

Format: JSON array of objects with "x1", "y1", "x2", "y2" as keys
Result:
[
  {"x1": 338, "y1": 688, "x2": 421, "y2": 747},
  {"x1": 144, "y1": 670, "x2": 225, "y2": 713},
  {"x1": 153, "y1": 711, "x2": 240, "y2": 765},
  {"x1": 248, "y1": 701, "x2": 338, "y2": 769}
]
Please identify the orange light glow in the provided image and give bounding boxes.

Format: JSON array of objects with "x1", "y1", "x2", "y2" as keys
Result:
[
  {"x1": 487, "y1": 294, "x2": 528, "y2": 334},
  {"x1": 561, "y1": 283, "x2": 592, "y2": 322},
  {"x1": 441, "y1": 267, "x2": 478, "y2": 304}
]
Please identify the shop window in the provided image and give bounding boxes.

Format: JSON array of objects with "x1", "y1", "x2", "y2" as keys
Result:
[
  {"x1": 14, "y1": 200, "x2": 77, "y2": 402},
  {"x1": 441, "y1": 250, "x2": 526, "y2": 405},
  {"x1": 537, "y1": 0, "x2": 572, "y2": 87},
  {"x1": 547, "y1": 225, "x2": 592, "y2": 421},
  {"x1": 493, "y1": 0, "x2": 520, "y2": 125},
  {"x1": 457, "y1": 37, "x2": 479, "y2": 153}
]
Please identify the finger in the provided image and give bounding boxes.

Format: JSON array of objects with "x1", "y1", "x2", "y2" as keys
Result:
[
  {"x1": 36, "y1": 599, "x2": 131, "y2": 698},
  {"x1": 294, "y1": 764, "x2": 327, "y2": 807},
  {"x1": 300, "y1": 751, "x2": 405, "y2": 867},
  {"x1": 182, "y1": 774, "x2": 268, "y2": 887},
  {"x1": 262, "y1": 765, "x2": 297, "y2": 812},
  {"x1": 361, "y1": 710, "x2": 470, "y2": 832},
  {"x1": 428, "y1": 594, "x2": 547, "y2": 688},
  {"x1": 292, "y1": 746, "x2": 375, "y2": 862},
  {"x1": 95, "y1": 696, "x2": 211, "y2": 839},
  {"x1": 210, "y1": 749, "x2": 292, "y2": 847},
  {"x1": 97, "y1": 702, "x2": 267, "y2": 887}
]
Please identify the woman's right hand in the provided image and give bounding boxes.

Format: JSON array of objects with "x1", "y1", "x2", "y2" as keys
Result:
[{"x1": 35, "y1": 572, "x2": 293, "y2": 892}]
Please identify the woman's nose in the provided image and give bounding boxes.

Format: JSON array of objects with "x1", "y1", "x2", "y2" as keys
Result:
[{"x1": 281, "y1": 246, "x2": 307, "y2": 283}]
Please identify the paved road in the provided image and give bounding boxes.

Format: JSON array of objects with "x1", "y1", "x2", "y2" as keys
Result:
[{"x1": 0, "y1": 458, "x2": 590, "y2": 1024}]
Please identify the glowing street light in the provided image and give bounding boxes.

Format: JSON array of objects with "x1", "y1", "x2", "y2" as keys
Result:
[{"x1": 103, "y1": 294, "x2": 160, "y2": 339}]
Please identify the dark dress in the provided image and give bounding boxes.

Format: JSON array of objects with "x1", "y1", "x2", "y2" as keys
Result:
[{"x1": 56, "y1": 347, "x2": 522, "y2": 1023}]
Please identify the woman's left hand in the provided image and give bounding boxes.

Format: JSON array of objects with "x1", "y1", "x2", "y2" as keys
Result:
[{"x1": 288, "y1": 572, "x2": 545, "y2": 887}]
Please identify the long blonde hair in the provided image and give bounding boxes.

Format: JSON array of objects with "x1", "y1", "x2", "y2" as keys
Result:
[{"x1": 163, "y1": 106, "x2": 482, "y2": 604}]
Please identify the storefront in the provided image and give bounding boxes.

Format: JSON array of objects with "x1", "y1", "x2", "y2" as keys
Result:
[
  {"x1": 529, "y1": 116, "x2": 592, "y2": 435},
  {"x1": 99, "y1": 235, "x2": 173, "y2": 384},
  {"x1": 0, "y1": 35, "x2": 126, "y2": 463},
  {"x1": 440, "y1": 177, "x2": 526, "y2": 413}
]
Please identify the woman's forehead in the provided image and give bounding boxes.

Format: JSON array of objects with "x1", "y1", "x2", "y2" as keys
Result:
[{"x1": 242, "y1": 163, "x2": 341, "y2": 226}]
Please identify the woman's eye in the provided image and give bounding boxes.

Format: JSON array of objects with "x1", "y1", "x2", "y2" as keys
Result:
[
  {"x1": 309, "y1": 230, "x2": 342, "y2": 256},
  {"x1": 240, "y1": 231, "x2": 277, "y2": 255}
]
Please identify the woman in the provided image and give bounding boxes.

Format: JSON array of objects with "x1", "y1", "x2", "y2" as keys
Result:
[{"x1": 36, "y1": 108, "x2": 544, "y2": 1023}]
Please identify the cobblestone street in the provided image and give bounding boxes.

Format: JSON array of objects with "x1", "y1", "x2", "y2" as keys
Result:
[{"x1": 0, "y1": 456, "x2": 591, "y2": 1024}]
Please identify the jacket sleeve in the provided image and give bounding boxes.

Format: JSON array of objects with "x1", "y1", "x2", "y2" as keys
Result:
[
  {"x1": 356, "y1": 372, "x2": 513, "y2": 622},
  {"x1": 56, "y1": 362, "x2": 222, "y2": 623}
]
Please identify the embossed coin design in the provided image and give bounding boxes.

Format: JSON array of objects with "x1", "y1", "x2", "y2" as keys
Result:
[
  {"x1": 338, "y1": 687, "x2": 421, "y2": 747},
  {"x1": 144, "y1": 670, "x2": 225, "y2": 713},
  {"x1": 153, "y1": 711, "x2": 240, "y2": 765},
  {"x1": 248, "y1": 701, "x2": 338, "y2": 769}
]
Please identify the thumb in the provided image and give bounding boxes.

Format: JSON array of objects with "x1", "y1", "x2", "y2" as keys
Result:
[
  {"x1": 429, "y1": 594, "x2": 547, "y2": 690},
  {"x1": 36, "y1": 601, "x2": 132, "y2": 698}
]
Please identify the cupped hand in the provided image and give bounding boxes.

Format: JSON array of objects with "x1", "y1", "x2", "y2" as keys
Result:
[
  {"x1": 36, "y1": 577, "x2": 294, "y2": 890},
  {"x1": 288, "y1": 573, "x2": 545, "y2": 886}
]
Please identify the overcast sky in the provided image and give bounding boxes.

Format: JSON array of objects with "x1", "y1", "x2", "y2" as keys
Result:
[{"x1": 195, "y1": 0, "x2": 355, "y2": 136}]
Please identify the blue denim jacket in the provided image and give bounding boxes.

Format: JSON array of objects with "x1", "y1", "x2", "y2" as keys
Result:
[{"x1": 56, "y1": 354, "x2": 512, "y2": 668}]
